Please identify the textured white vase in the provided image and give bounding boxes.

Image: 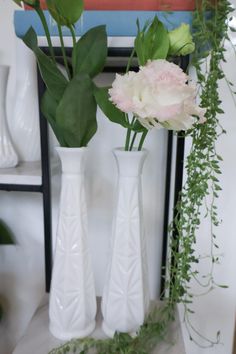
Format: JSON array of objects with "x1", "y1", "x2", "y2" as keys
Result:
[
  {"x1": 102, "y1": 148, "x2": 150, "y2": 337},
  {"x1": 10, "y1": 39, "x2": 40, "y2": 162},
  {"x1": 0, "y1": 65, "x2": 18, "y2": 168},
  {"x1": 49, "y1": 147, "x2": 97, "y2": 340}
]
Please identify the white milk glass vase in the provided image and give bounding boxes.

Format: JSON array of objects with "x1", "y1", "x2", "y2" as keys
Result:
[
  {"x1": 102, "y1": 148, "x2": 150, "y2": 337},
  {"x1": 0, "y1": 65, "x2": 18, "y2": 168},
  {"x1": 49, "y1": 147, "x2": 97, "y2": 340},
  {"x1": 10, "y1": 40, "x2": 40, "y2": 162}
]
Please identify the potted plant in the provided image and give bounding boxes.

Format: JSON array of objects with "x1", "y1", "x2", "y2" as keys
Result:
[
  {"x1": 13, "y1": 0, "x2": 232, "y2": 351},
  {"x1": 14, "y1": 0, "x2": 108, "y2": 341},
  {"x1": 48, "y1": 0, "x2": 232, "y2": 350}
]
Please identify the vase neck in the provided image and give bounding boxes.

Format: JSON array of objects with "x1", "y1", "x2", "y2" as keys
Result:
[
  {"x1": 113, "y1": 149, "x2": 147, "y2": 177},
  {"x1": 56, "y1": 147, "x2": 87, "y2": 175}
]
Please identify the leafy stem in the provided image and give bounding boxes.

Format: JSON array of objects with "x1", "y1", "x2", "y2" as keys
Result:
[
  {"x1": 129, "y1": 132, "x2": 137, "y2": 151},
  {"x1": 35, "y1": 7, "x2": 56, "y2": 63},
  {"x1": 138, "y1": 129, "x2": 148, "y2": 151},
  {"x1": 57, "y1": 24, "x2": 71, "y2": 80},
  {"x1": 69, "y1": 24, "x2": 77, "y2": 48},
  {"x1": 125, "y1": 127, "x2": 132, "y2": 151}
]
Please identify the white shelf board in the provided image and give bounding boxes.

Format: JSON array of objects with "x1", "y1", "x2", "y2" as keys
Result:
[
  {"x1": 0, "y1": 159, "x2": 59, "y2": 186},
  {"x1": 0, "y1": 161, "x2": 42, "y2": 185},
  {"x1": 13, "y1": 296, "x2": 186, "y2": 354},
  {"x1": 38, "y1": 36, "x2": 135, "y2": 48}
]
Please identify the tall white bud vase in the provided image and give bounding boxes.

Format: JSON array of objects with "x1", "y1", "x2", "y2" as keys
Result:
[
  {"x1": 0, "y1": 65, "x2": 18, "y2": 168},
  {"x1": 102, "y1": 148, "x2": 150, "y2": 337},
  {"x1": 10, "y1": 40, "x2": 40, "y2": 162},
  {"x1": 49, "y1": 147, "x2": 97, "y2": 340}
]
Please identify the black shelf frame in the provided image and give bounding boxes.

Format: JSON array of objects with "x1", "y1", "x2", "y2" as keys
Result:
[
  {"x1": 160, "y1": 56, "x2": 190, "y2": 297},
  {"x1": 0, "y1": 73, "x2": 52, "y2": 292}
]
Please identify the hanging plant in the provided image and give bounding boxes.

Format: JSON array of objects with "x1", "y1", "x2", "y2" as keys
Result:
[{"x1": 169, "y1": 0, "x2": 232, "y2": 346}]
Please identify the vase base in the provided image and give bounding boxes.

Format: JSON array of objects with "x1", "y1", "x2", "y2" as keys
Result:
[
  {"x1": 49, "y1": 320, "x2": 96, "y2": 340},
  {"x1": 102, "y1": 321, "x2": 138, "y2": 338},
  {"x1": 0, "y1": 157, "x2": 18, "y2": 169}
]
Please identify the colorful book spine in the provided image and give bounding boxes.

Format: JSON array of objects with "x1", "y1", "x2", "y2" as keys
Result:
[
  {"x1": 14, "y1": 10, "x2": 194, "y2": 38},
  {"x1": 24, "y1": 0, "x2": 197, "y2": 11}
]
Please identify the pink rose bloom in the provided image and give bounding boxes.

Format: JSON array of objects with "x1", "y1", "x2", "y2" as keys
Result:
[{"x1": 109, "y1": 59, "x2": 206, "y2": 131}]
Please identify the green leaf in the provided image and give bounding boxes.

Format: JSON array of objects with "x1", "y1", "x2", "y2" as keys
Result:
[
  {"x1": 56, "y1": 74, "x2": 97, "y2": 147},
  {"x1": 23, "y1": 27, "x2": 68, "y2": 101},
  {"x1": 41, "y1": 90, "x2": 68, "y2": 147},
  {"x1": 134, "y1": 16, "x2": 169, "y2": 65},
  {"x1": 72, "y1": 25, "x2": 107, "y2": 78},
  {"x1": 46, "y1": 0, "x2": 84, "y2": 26},
  {"x1": 134, "y1": 19, "x2": 147, "y2": 66},
  {"x1": 150, "y1": 18, "x2": 169, "y2": 59},
  {"x1": 0, "y1": 220, "x2": 14, "y2": 245},
  {"x1": 94, "y1": 86, "x2": 128, "y2": 128},
  {"x1": 13, "y1": 0, "x2": 23, "y2": 7}
]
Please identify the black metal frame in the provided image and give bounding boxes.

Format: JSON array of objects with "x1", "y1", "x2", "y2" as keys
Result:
[
  {"x1": 160, "y1": 56, "x2": 190, "y2": 296},
  {"x1": 0, "y1": 71, "x2": 52, "y2": 292},
  {"x1": 36, "y1": 47, "x2": 188, "y2": 294}
]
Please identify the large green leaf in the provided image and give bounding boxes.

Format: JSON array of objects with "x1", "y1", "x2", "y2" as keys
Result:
[
  {"x1": 72, "y1": 25, "x2": 107, "y2": 78},
  {"x1": 0, "y1": 220, "x2": 14, "y2": 245},
  {"x1": 94, "y1": 86, "x2": 128, "y2": 128},
  {"x1": 41, "y1": 90, "x2": 68, "y2": 147},
  {"x1": 23, "y1": 27, "x2": 68, "y2": 101},
  {"x1": 46, "y1": 0, "x2": 83, "y2": 26},
  {"x1": 56, "y1": 74, "x2": 97, "y2": 147}
]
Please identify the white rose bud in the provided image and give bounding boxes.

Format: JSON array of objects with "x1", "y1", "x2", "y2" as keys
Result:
[{"x1": 168, "y1": 23, "x2": 195, "y2": 56}]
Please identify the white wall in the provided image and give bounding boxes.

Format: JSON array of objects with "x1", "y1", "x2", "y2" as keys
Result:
[{"x1": 1, "y1": 1, "x2": 236, "y2": 354}]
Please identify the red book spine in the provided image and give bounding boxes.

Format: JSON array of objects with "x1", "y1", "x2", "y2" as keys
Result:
[{"x1": 24, "y1": 0, "x2": 196, "y2": 11}]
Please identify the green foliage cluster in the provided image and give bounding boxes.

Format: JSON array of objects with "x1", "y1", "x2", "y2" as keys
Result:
[
  {"x1": 18, "y1": 0, "x2": 108, "y2": 148},
  {"x1": 48, "y1": 0, "x2": 233, "y2": 352}
]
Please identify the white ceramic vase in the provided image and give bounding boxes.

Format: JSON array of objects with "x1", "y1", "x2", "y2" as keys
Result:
[
  {"x1": 10, "y1": 39, "x2": 40, "y2": 162},
  {"x1": 0, "y1": 65, "x2": 18, "y2": 168},
  {"x1": 49, "y1": 147, "x2": 97, "y2": 340},
  {"x1": 102, "y1": 148, "x2": 150, "y2": 337}
]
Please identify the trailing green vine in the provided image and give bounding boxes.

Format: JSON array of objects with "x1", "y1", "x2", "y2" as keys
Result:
[
  {"x1": 49, "y1": 1, "x2": 233, "y2": 353},
  {"x1": 169, "y1": 0, "x2": 232, "y2": 347}
]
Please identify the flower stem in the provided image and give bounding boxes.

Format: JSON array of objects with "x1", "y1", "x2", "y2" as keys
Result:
[
  {"x1": 125, "y1": 128, "x2": 132, "y2": 151},
  {"x1": 138, "y1": 130, "x2": 148, "y2": 151},
  {"x1": 35, "y1": 8, "x2": 56, "y2": 63},
  {"x1": 125, "y1": 117, "x2": 136, "y2": 151},
  {"x1": 57, "y1": 24, "x2": 71, "y2": 80},
  {"x1": 129, "y1": 132, "x2": 137, "y2": 151},
  {"x1": 69, "y1": 24, "x2": 77, "y2": 49}
]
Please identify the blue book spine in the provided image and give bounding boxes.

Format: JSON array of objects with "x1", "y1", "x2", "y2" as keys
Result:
[{"x1": 14, "y1": 10, "x2": 194, "y2": 38}]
